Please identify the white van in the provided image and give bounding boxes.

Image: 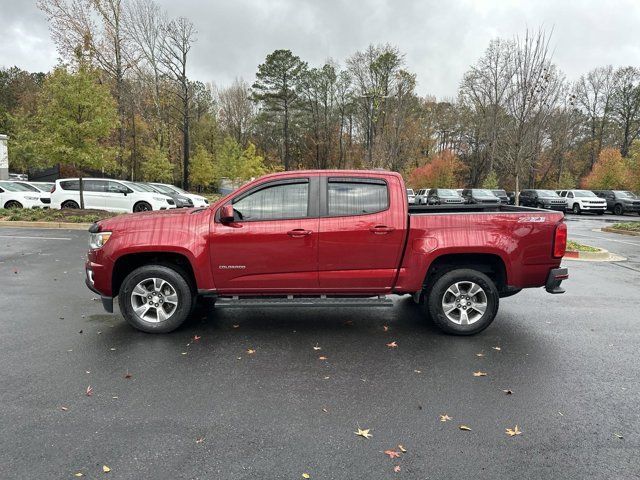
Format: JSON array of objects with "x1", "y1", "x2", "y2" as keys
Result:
[
  {"x1": 51, "y1": 178, "x2": 177, "y2": 212},
  {"x1": 0, "y1": 181, "x2": 51, "y2": 209},
  {"x1": 149, "y1": 183, "x2": 209, "y2": 208}
]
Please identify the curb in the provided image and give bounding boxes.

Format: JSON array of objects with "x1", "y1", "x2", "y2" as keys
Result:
[
  {"x1": 564, "y1": 246, "x2": 625, "y2": 262},
  {"x1": 601, "y1": 227, "x2": 640, "y2": 237},
  {"x1": 0, "y1": 220, "x2": 91, "y2": 230}
]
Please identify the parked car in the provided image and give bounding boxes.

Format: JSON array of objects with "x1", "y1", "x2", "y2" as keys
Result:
[
  {"x1": 7, "y1": 181, "x2": 52, "y2": 205},
  {"x1": 518, "y1": 189, "x2": 566, "y2": 211},
  {"x1": 506, "y1": 191, "x2": 516, "y2": 205},
  {"x1": 0, "y1": 181, "x2": 50, "y2": 209},
  {"x1": 557, "y1": 189, "x2": 606, "y2": 215},
  {"x1": 85, "y1": 169, "x2": 568, "y2": 337},
  {"x1": 149, "y1": 183, "x2": 209, "y2": 208},
  {"x1": 593, "y1": 190, "x2": 640, "y2": 216},
  {"x1": 406, "y1": 188, "x2": 416, "y2": 204},
  {"x1": 136, "y1": 182, "x2": 193, "y2": 208},
  {"x1": 10, "y1": 180, "x2": 54, "y2": 193},
  {"x1": 426, "y1": 188, "x2": 465, "y2": 205},
  {"x1": 51, "y1": 178, "x2": 176, "y2": 212},
  {"x1": 461, "y1": 189, "x2": 500, "y2": 205},
  {"x1": 414, "y1": 188, "x2": 430, "y2": 205},
  {"x1": 8, "y1": 173, "x2": 28, "y2": 181},
  {"x1": 491, "y1": 189, "x2": 510, "y2": 204}
]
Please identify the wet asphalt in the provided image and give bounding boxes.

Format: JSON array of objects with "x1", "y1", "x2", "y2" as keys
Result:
[{"x1": 0, "y1": 213, "x2": 639, "y2": 479}]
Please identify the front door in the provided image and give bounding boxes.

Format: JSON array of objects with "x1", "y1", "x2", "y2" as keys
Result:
[
  {"x1": 210, "y1": 176, "x2": 320, "y2": 293},
  {"x1": 318, "y1": 175, "x2": 406, "y2": 292}
]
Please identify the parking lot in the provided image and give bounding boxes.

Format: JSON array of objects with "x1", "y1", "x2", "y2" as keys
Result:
[{"x1": 1, "y1": 214, "x2": 639, "y2": 479}]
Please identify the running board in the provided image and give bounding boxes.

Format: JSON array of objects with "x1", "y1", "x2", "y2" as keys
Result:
[{"x1": 215, "y1": 296, "x2": 394, "y2": 308}]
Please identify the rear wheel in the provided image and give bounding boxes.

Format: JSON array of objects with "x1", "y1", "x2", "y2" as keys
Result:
[
  {"x1": 614, "y1": 204, "x2": 624, "y2": 216},
  {"x1": 61, "y1": 200, "x2": 79, "y2": 209},
  {"x1": 118, "y1": 265, "x2": 194, "y2": 333},
  {"x1": 133, "y1": 201, "x2": 152, "y2": 212},
  {"x1": 4, "y1": 200, "x2": 23, "y2": 209},
  {"x1": 572, "y1": 203, "x2": 581, "y2": 214},
  {"x1": 427, "y1": 269, "x2": 499, "y2": 335}
]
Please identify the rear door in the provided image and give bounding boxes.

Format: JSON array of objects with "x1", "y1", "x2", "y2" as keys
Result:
[
  {"x1": 82, "y1": 180, "x2": 106, "y2": 209},
  {"x1": 105, "y1": 181, "x2": 132, "y2": 212},
  {"x1": 210, "y1": 175, "x2": 320, "y2": 293},
  {"x1": 318, "y1": 175, "x2": 406, "y2": 292}
]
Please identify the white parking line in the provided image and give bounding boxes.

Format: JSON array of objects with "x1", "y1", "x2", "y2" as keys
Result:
[
  {"x1": 0, "y1": 235, "x2": 71, "y2": 241},
  {"x1": 569, "y1": 232, "x2": 640, "y2": 247}
]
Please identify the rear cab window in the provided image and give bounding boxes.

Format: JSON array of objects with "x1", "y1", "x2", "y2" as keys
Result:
[{"x1": 326, "y1": 177, "x2": 389, "y2": 216}]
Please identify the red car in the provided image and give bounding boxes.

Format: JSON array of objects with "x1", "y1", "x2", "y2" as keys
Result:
[{"x1": 86, "y1": 170, "x2": 568, "y2": 335}]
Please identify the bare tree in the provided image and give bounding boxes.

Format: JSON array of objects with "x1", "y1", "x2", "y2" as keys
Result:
[
  {"x1": 217, "y1": 78, "x2": 255, "y2": 146},
  {"x1": 160, "y1": 16, "x2": 196, "y2": 189},
  {"x1": 611, "y1": 66, "x2": 640, "y2": 157}
]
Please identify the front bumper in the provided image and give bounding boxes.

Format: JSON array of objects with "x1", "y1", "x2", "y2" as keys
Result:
[
  {"x1": 545, "y1": 267, "x2": 568, "y2": 294},
  {"x1": 85, "y1": 260, "x2": 113, "y2": 313}
]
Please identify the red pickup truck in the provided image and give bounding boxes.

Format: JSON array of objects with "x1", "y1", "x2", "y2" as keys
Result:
[{"x1": 85, "y1": 170, "x2": 568, "y2": 335}]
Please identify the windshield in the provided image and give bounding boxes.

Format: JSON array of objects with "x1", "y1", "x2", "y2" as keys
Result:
[
  {"x1": 0, "y1": 181, "x2": 31, "y2": 192},
  {"x1": 128, "y1": 182, "x2": 158, "y2": 193},
  {"x1": 33, "y1": 183, "x2": 54, "y2": 192},
  {"x1": 474, "y1": 189, "x2": 496, "y2": 197},
  {"x1": 151, "y1": 184, "x2": 176, "y2": 195},
  {"x1": 615, "y1": 191, "x2": 637, "y2": 199},
  {"x1": 491, "y1": 189, "x2": 507, "y2": 196},
  {"x1": 121, "y1": 181, "x2": 147, "y2": 193},
  {"x1": 573, "y1": 190, "x2": 597, "y2": 198},
  {"x1": 406, "y1": 189, "x2": 414, "y2": 195},
  {"x1": 15, "y1": 182, "x2": 40, "y2": 192},
  {"x1": 537, "y1": 190, "x2": 560, "y2": 198},
  {"x1": 171, "y1": 185, "x2": 189, "y2": 195},
  {"x1": 437, "y1": 189, "x2": 460, "y2": 197}
]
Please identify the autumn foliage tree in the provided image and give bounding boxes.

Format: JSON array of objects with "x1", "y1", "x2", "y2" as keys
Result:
[
  {"x1": 407, "y1": 150, "x2": 465, "y2": 188},
  {"x1": 581, "y1": 148, "x2": 629, "y2": 189}
]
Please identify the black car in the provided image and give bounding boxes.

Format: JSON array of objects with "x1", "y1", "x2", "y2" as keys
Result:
[
  {"x1": 518, "y1": 189, "x2": 565, "y2": 211},
  {"x1": 461, "y1": 188, "x2": 500, "y2": 205},
  {"x1": 426, "y1": 188, "x2": 465, "y2": 205},
  {"x1": 593, "y1": 190, "x2": 640, "y2": 216},
  {"x1": 491, "y1": 189, "x2": 509, "y2": 204},
  {"x1": 142, "y1": 183, "x2": 194, "y2": 208},
  {"x1": 506, "y1": 191, "x2": 516, "y2": 205}
]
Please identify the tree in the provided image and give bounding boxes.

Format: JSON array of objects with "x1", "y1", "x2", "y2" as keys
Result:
[
  {"x1": 252, "y1": 49, "x2": 306, "y2": 170},
  {"x1": 140, "y1": 144, "x2": 173, "y2": 182},
  {"x1": 20, "y1": 66, "x2": 118, "y2": 206},
  {"x1": 217, "y1": 78, "x2": 255, "y2": 146},
  {"x1": 237, "y1": 142, "x2": 267, "y2": 180},
  {"x1": 611, "y1": 67, "x2": 640, "y2": 157},
  {"x1": 581, "y1": 148, "x2": 629, "y2": 189},
  {"x1": 407, "y1": 150, "x2": 465, "y2": 189},
  {"x1": 189, "y1": 144, "x2": 215, "y2": 188}
]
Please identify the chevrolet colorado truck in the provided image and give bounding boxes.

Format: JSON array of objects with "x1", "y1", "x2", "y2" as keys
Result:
[{"x1": 85, "y1": 170, "x2": 568, "y2": 335}]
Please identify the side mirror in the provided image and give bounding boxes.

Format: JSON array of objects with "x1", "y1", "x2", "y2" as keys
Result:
[{"x1": 220, "y1": 204, "x2": 235, "y2": 223}]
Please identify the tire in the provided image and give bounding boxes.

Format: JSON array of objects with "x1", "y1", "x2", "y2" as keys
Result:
[
  {"x1": 572, "y1": 203, "x2": 581, "y2": 215},
  {"x1": 133, "y1": 201, "x2": 152, "y2": 212},
  {"x1": 614, "y1": 204, "x2": 624, "y2": 216},
  {"x1": 118, "y1": 264, "x2": 194, "y2": 333},
  {"x1": 61, "y1": 200, "x2": 79, "y2": 209},
  {"x1": 4, "y1": 200, "x2": 23, "y2": 209},
  {"x1": 427, "y1": 269, "x2": 499, "y2": 335},
  {"x1": 597, "y1": 211, "x2": 604, "y2": 215},
  {"x1": 536, "y1": 202, "x2": 544, "y2": 209}
]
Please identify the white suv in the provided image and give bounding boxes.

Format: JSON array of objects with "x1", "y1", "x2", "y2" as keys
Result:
[
  {"x1": 0, "y1": 181, "x2": 51, "y2": 208},
  {"x1": 557, "y1": 189, "x2": 606, "y2": 215},
  {"x1": 51, "y1": 178, "x2": 177, "y2": 212},
  {"x1": 149, "y1": 183, "x2": 209, "y2": 208}
]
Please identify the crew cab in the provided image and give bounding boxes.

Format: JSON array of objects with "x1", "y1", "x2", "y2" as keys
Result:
[
  {"x1": 557, "y1": 189, "x2": 606, "y2": 215},
  {"x1": 85, "y1": 170, "x2": 568, "y2": 336}
]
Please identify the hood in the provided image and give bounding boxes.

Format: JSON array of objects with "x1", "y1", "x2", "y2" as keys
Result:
[{"x1": 97, "y1": 207, "x2": 208, "y2": 232}]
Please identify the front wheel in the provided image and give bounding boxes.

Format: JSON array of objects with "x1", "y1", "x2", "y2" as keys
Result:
[
  {"x1": 614, "y1": 204, "x2": 624, "y2": 216},
  {"x1": 118, "y1": 265, "x2": 194, "y2": 333},
  {"x1": 572, "y1": 203, "x2": 581, "y2": 215},
  {"x1": 427, "y1": 269, "x2": 499, "y2": 335},
  {"x1": 4, "y1": 200, "x2": 23, "y2": 209},
  {"x1": 133, "y1": 201, "x2": 152, "y2": 212}
]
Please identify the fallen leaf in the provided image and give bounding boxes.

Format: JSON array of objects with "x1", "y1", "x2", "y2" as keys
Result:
[
  {"x1": 112, "y1": 396, "x2": 118, "y2": 399},
  {"x1": 459, "y1": 425, "x2": 472, "y2": 431},
  {"x1": 313, "y1": 345, "x2": 321, "y2": 351},
  {"x1": 414, "y1": 369, "x2": 421, "y2": 374},
  {"x1": 181, "y1": 352, "x2": 187, "y2": 355},
  {"x1": 323, "y1": 376, "x2": 330, "y2": 380},
  {"x1": 322, "y1": 408, "x2": 328, "y2": 413},
  {"x1": 354, "y1": 428, "x2": 372, "y2": 439},
  {"x1": 506, "y1": 425, "x2": 522, "y2": 437},
  {"x1": 74, "y1": 473, "x2": 83, "y2": 477},
  {"x1": 398, "y1": 444, "x2": 407, "y2": 453},
  {"x1": 318, "y1": 356, "x2": 327, "y2": 360},
  {"x1": 79, "y1": 330, "x2": 83, "y2": 334},
  {"x1": 196, "y1": 437, "x2": 205, "y2": 444},
  {"x1": 384, "y1": 449, "x2": 401, "y2": 459},
  {"x1": 383, "y1": 325, "x2": 389, "y2": 332},
  {"x1": 393, "y1": 466, "x2": 401, "y2": 473},
  {"x1": 386, "y1": 341, "x2": 398, "y2": 348},
  {"x1": 440, "y1": 414, "x2": 452, "y2": 422},
  {"x1": 232, "y1": 324, "x2": 240, "y2": 328},
  {"x1": 502, "y1": 389, "x2": 513, "y2": 395},
  {"x1": 193, "y1": 335, "x2": 201, "y2": 341},
  {"x1": 102, "y1": 465, "x2": 111, "y2": 473},
  {"x1": 85, "y1": 371, "x2": 90, "y2": 374},
  {"x1": 124, "y1": 372, "x2": 132, "y2": 379},
  {"x1": 109, "y1": 348, "x2": 116, "y2": 351},
  {"x1": 614, "y1": 433, "x2": 623, "y2": 439},
  {"x1": 86, "y1": 386, "x2": 93, "y2": 396},
  {"x1": 302, "y1": 474, "x2": 310, "y2": 479},
  {"x1": 473, "y1": 371, "x2": 487, "y2": 377},
  {"x1": 492, "y1": 346, "x2": 501, "y2": 351},
  {"x1": 247, "y1": 349, "x2": 256, "y2": 354},
  {"x1": 476, "y1": 353, "x2": 485, "y2": 357},
  {"x1": 60, "y1": 406, "x2": 68, "y2": 411}
]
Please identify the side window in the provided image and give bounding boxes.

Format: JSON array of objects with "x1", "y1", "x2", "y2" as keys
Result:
[
  {"x1": 84, "y1": 180, "x2": 107, "y2": 192},
  {"x1": 60, "y1": 180, "x2": 79, "y2": 191},
  {"x1": 327, "y1": 179, "x2": 388, "y2": 216},
  {"x1": 567, "y1": 192, "x2": 573, "y2": 198},
  {"x1": 233, "y1": 180, "x2": 309, "y2": 221},
  {"x1": 107, "y1": 181, "x2": 128, "y2": 193}
]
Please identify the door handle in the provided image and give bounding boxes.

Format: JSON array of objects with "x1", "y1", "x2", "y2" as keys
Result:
[
  {"x1": 369, "y1": 225, "x2": 395, "y2": 234},
  {"x1": 287, "y1": 229, "x2": 312, "y2": 237}
]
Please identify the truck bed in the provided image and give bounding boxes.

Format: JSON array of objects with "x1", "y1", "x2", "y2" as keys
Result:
[{"x1": 408, "y1": 204, "x2": 538, "y2": 214}]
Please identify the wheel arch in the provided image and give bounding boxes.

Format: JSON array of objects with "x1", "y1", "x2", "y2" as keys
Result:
[{"x1": 423, "y1": 253, "x2": 508, "y2": 293}]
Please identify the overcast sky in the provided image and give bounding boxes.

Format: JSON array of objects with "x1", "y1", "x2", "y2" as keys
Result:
[{"x1": 1, "y1": 0, "x2": 639, "y2": 98}]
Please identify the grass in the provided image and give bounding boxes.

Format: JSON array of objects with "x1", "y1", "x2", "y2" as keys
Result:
[
  {"x1": 610, "y1": 222, "x2": 640, "y2": 232},
  {"x1": 566, "y1": 239, "x2": 601, "y2": 253},
  {"x1": 0, "y1": 208, "x2": 119, "y2": 223}
]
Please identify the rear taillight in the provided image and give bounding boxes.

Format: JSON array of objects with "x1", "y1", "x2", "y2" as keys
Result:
[{"x1": 553, "y1": 222, "x2": 567, "y2": 258}]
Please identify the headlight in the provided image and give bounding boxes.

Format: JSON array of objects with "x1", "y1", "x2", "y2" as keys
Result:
[
  {"x1": 89, "y1": 231, "x2": 112, "y2": 249},
  {"x1": 25, "y1": 196, "x2": 39, "y2": 200},
  {"x1": 153, "y1": 196, "x2": 168, "y2": 202}
]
